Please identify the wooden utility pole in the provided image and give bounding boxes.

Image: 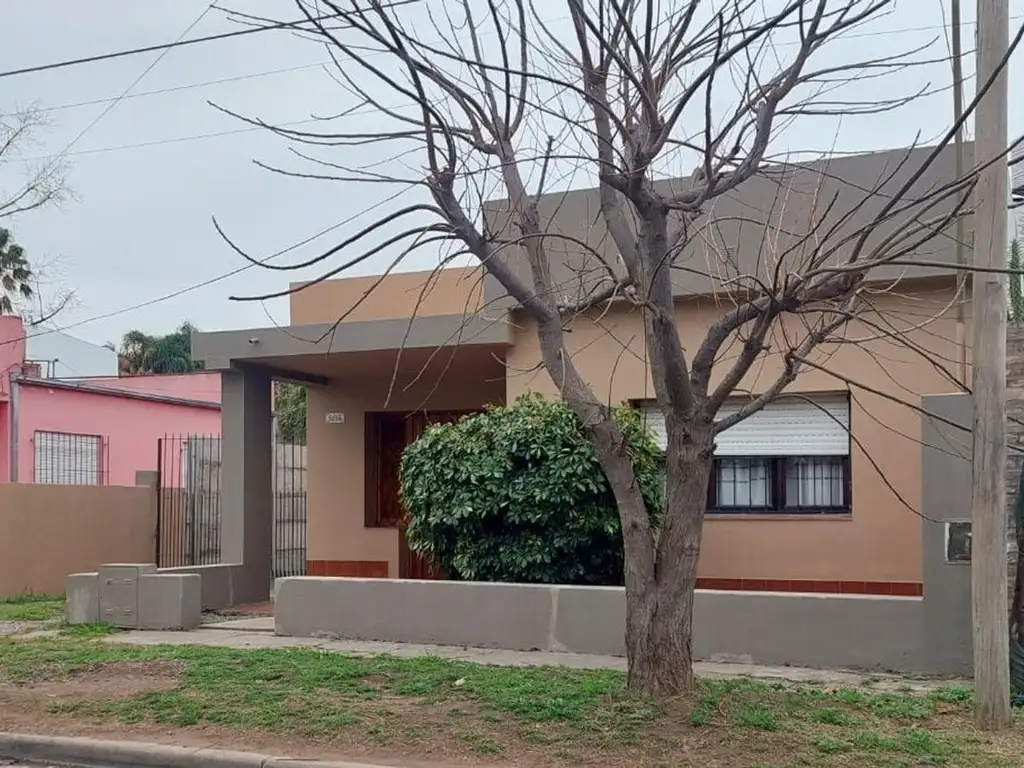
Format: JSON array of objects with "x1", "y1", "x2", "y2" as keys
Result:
[{"x1": 971, "y1": 0, "x2": 1011, "y2": 730}]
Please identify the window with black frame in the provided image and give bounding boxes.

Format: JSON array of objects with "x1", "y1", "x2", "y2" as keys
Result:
[{"x1": 640, "y1": 394, "x2": 851, "y2": 515}]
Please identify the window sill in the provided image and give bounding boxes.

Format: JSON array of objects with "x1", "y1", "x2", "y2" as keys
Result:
[
  {"x1": 364, "y1": 519, "x2": 404, "y2": 529},
  {"x1": 705, "y1": 512, "x2": 853, "y2": 521}
]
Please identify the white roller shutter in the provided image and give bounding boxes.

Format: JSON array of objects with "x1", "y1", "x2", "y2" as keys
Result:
[
  {"x1": 638, "y1": 408, "x2": 667, "y2": 448},
  {"x1": 638, "y1": 394, "x2": 850, "y2": 457},
  {"x1": 33, "y1": 431, "x2": 102, "y2": 485}
]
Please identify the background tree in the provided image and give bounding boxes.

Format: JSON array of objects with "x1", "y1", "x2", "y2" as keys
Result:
[
  {"x1": 275, "y1": 381, "x2": 307, "y2": 443},
  {"x1": 148, "y1": 321, "x2": 202, "y2": 373},
  {"x1": 0, "y1": 107, "x2": 75, "y2": 325},
  {"x1": 0, "y1": 227, "x2": 74, "y2": 325},
  {"x1": 221, "y1": 0, "x2": 1019, "y2": 695},
  {"x1": 402, "y1": 394, "x2": 664, "y2": 585},
  {"x1": 0, "y1": 107, "x2": 70, "y2": 221},
  {"x1": 107, "y1": 330, "x2": 155, "y2": 375},
  {"x1": 0, "y1": 228, "x2": 33, "y2": 315},
  {"x1": 109, "y1": 322, "x2": 203, "y2": 375}
]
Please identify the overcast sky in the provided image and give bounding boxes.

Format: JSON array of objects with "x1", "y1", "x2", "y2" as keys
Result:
[{"x1": 1, "y1": 0, "x2": 1022, "y2": 348}]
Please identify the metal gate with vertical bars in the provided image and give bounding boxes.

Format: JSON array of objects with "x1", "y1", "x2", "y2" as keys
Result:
[{"x1": 156, "y1": 433, "x2": 307, "y2": 577}]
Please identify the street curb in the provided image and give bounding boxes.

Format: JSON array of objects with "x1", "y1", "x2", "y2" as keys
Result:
[{"x1": 0, "y1": 733, "x2": 393, "y2": 768}]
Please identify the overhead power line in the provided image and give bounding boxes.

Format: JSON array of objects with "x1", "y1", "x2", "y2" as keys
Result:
[
  {"x1": 59, "y1": 3, "x2": 216, "y2": 155},
  {"x1": 2, "y1": 9, "x2": 1012, "y2": 86},
  {"x1": 0, "y1": 3, "x2": 433, "y2": 81},
  {"x1": 20, "y1": 13, "x2": 1022, "y2": 162},
  {"x1": 26, "y1": 61, "x2": 331, "y2": 115},
  {"x1": 0, "y1": 18, "x2": 323, "y2": 81},
  {"x1": 1, "y1": 184, "x2": 415, "y2": 349}
]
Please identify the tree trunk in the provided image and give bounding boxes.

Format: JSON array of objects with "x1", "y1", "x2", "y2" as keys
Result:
[
  {"x1": 528, "y1": 289, "x2": 713, "y2": 696},
  {"x1": 626, "y1": 423, "x2": 714, "y2": 694},
  {"x1": 625, "y1": 567, "x2": 700, "y2": 693}
]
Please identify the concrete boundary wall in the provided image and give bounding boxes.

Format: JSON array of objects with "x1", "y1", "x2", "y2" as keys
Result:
[
  {"x1": 276, "y1": 578, "x2": 931, "y2": 672},
  {"x1": 275, "y1": 393, "x2": 975, "y2": 675}
]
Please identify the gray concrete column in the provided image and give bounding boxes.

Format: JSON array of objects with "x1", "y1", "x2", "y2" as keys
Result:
[
  {"x1": 221, "y1": 366, "x2": 273, "y2": 604},
  {"x1": 921, "y1": 393, "x2": 974, "y2": 675}
]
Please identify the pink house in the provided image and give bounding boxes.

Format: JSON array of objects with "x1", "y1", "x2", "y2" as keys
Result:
[{"x1": 0, "y1": 315, "x2": 221, "y2": 486}]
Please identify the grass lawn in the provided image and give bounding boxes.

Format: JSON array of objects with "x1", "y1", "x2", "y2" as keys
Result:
[
  {"x1": 0, "y1": 635, "x2": 1022, "y2": 767},
  {"x1": 0, "y1": 595, "x2": 65, "y2": 622}
]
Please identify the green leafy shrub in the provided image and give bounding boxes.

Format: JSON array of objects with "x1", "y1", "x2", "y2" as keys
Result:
[{"x1": 400, "y1": 393, "x2": 665, "y2": 585}]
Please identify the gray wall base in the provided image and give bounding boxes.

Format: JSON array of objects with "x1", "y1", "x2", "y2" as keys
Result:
[{"x1": 275, "y1": 578, "x2": 956, "y2": 675}]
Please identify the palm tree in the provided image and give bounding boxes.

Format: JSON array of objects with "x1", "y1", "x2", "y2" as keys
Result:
[
  {"x1": 148, "y1": 321, "x2": 200, "y2": 373},
  {"x1": 114, "y1": 322, "x2": 202, "y2": 375},
  {"x1": 114, "y1": 330, "x2": 157, "y2": 374},
  {"x1": 0, "y1": 228, "x2": 33, "y2": 315}
]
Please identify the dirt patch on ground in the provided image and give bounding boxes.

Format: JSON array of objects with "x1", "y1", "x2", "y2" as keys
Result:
[
  {"x1": 0, "y1": 687, "x2": 791, "y2": 767},
  {"x1": 0, "y1": 660, "x2": 182, "y2": 701},
  {"x1": 0, "y1": 661, "x2": 1008, "y2": 767}
]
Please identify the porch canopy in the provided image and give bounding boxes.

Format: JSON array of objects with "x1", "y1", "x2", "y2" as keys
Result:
[
  {"x1": 188, "y1": 312, "x2": 511, "y2": 605},
  {"x1": 192, "y1": 312, "x2": 511, "y2": 382}
]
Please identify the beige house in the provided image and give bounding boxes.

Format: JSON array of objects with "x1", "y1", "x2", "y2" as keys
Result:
[{"x1": 193, "y1": 144, "x2": 967, "y2": 604}]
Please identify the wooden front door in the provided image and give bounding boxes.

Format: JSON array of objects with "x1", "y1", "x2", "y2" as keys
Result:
[{"x1": 366, "y1": 410, "x2": 476, "y2": 579}]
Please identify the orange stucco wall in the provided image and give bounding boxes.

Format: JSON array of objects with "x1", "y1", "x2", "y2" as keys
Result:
[
  {"x1": 304, "y1": 354, "x2": 507, "y2": 577},
  {"x1": 289, "y1": 267, "x2": 483, "y2": 325},
  {"x1": 299, "y1": 268, "x2": 965, "y2": 585},
  {"x1": 503, "y1": 282, "x2": 964, "y2": 585},
  {"x1": 0, "y1": 482, "x2": 155, "y2": 597}
]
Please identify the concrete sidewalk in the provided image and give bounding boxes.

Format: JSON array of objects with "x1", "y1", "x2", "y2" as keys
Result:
[{"x1": 106, "y1": 616, "x2": 957, "y2": 693}]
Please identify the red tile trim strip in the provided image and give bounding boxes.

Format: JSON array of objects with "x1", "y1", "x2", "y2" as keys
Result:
[
  {"x1": 695, "y1": 578, "x2": 922, "y2": 597},
  {"x1": 306, "y1": 560, "x2": 390, "y2": 578}
]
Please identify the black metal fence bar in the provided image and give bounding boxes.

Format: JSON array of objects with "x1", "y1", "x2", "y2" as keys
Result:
[
  {"x1": 188, "y1": 434, "x2": 222, "y2": 567},
  {"x1": 272, "y1": 437, "x2": 307, "y2": 578},
  {"x1": 156, "y1": 435, "x2": 185, "y2": 567},
  {"x1": 156, "y1": 434, "x2": 221, "y2": 568},
  {"x1": 156, "y1": 432, "x2": 306, "y2": 576}
]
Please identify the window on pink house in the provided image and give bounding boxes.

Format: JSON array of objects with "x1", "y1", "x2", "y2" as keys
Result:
[{"x1": 33, "y1": 431, "x2": 105, "y2": 485}]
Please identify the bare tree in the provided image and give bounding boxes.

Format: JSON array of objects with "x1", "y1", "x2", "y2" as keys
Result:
[
  {"x1": 0, "y1": 228, "x2": 76, "y2": 325},
  {"x1": 21, "y1": 252, "x2": 78, "y2": 328},
  {"x1": 0, "y1": 106, "x2": 71, "y2": 220},
  {"x1": 0, "y1": 106, "x2": 76, "y2": 325},
  {"x1": 219, "y1": 0, "x2": 1021, "y2": 694}
]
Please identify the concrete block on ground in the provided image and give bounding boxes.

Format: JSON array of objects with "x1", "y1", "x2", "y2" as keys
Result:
[
  {"x1": 158, "y1": 564, "x2": 242, "y2": 611},
  {"x1": 275, "y1": 577, "x2": 556, "y2": 651},
  {"x1": 138, "y1": 573, "x2": 202, "y2": 630},
  {"x1": 97, "y1": 563, "x2": 156, "y2": 629},
  {"x1": 65, "y1": 572, "x2": 100, "y2": 625}
]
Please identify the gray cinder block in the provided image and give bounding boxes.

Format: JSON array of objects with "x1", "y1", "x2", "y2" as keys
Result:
[
  {"x1": 137, "y1": 573, "x2": 202, "y2": 630},
  {"x1": 65, "y1": 572, "x2": 100, "y2": 625},
  {"x1": 98, "y1": 563, "x2": 157, "y2": 629}
]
